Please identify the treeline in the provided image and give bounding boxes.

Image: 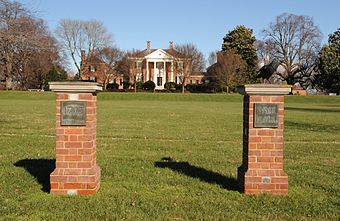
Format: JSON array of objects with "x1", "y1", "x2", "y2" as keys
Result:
[
  {"x1": 208, "y1": 14, "x2": 339, "y2": 94},
  {"x1": 0, "y1": 0, "x2": 66, "y2": 90},
  {"x1": 0, "y1": 0, "x2": 339, "y2": 93}
]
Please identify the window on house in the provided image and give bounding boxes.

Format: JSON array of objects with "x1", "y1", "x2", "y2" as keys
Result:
[
  {"x1": 177, "y1": 61, "x2": 183, "y2": 70},
  {"x1": 156, "y1": 62, "x2": 164, "y2": 70},
  {"x1": 136, "y1": 61, "x2": 142, "y2": 69},
  {"x1": 205, "y1": 79, "x2": 210, "y2": 84},
  {"x1": 89, "y1": 76, "x2": 96, "y2": 82},
  {"x1": 89, "y1": 65, "x2": 95, "y2": 72},
  {"x1": 191, "y1": 80, "x2": 197, "y2": 84},
  {"x1": 136, "y1": 73, "x2": 143, "y2": 82}
]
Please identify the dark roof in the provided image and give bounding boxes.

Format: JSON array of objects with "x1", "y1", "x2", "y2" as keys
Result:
[
  {"x1": 133, "y1": 48, "x2": 186, "y2": 59},
  {"x1": 133, "y1": 49, "x2": 156, "y2": 58}
]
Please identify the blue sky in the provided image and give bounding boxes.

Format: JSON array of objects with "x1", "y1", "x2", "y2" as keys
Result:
[{"x1": 20, "y1": 0, "x2": 339, "y2": 60}]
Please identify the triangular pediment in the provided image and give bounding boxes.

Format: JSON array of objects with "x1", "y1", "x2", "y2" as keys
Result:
[{"x1": 145, "y1": 49, "x2": 173, "y2": 59}]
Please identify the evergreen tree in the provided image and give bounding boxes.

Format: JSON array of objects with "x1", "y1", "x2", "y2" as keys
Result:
[
  {"x1": 316, "y1": 28, "x2": 340, "y2": 93},
  {"x1": 222, "y1": 25, "x2": 258, "y2": 83},
  {"x1": 44, "y1": 67, "x2": 68, "y2": 90}
]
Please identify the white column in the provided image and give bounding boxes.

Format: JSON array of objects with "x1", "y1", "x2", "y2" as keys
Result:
[
  {"x1": 164, "y1": 61, "x2": 166, "y2": 83},
  {"x1": 146, "y1": 59, "x2": 149, "y2": 81},
  {"x1": 154, "y1": 61, "x2": 156, "y2": 83},
  {"x1": 171, "y1": 61, "x2": 174, "y2": 82}
]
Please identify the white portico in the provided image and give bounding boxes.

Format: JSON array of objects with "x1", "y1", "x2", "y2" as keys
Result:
[{"x1": 144, "y1": 49, "x2": 175, "y2": 90}]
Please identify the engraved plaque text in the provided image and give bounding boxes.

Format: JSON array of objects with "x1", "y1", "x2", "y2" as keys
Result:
[
  {"x1": 61, "y1": 101, "x2": 86, "y2": 126},
  {"x1": 254, "y1": 103, "x2": 278, "y2": 128}
]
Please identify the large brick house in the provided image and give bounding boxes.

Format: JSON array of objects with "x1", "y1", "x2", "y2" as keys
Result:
[
  {"x1": 81, "y1": 41, "x2": 209, "y2": 90},
  {"x1": 80, "y1": 50, "x2": 124, "y2": 89},
  {"x1": 129, "y1": 41, "x2": 192, "y2": 90}
]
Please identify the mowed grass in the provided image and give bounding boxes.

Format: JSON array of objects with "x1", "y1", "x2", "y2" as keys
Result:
[{"x1": 0, "y1": 91, "x2": 339, "y2": 221}]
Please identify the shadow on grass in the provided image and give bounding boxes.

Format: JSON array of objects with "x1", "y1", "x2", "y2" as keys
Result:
[
  {"x1": 286, "y1": 107, "x2": 340, "y2": 113},
  {"x1": 155, "y1": 157, "x2": 239, "y2": 192},
  {"x1": 14, "y1": 159, "x2": 55, "y2": 193}
]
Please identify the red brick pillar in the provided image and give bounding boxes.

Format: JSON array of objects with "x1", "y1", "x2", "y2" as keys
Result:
[
  {"x1": 237, "y1": 84, "x2": 291, "y2": 195},
  {"x1": 49, "y1": 82, "x2": 102, "y2": 195}
]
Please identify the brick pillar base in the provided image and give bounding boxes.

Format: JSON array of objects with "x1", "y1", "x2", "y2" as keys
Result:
[
  {"x1": 49, "y1": 82, "x2": 102, "y2": 195},
  {"x1": 237, "y1": 85, "x2": 291, "y2": 195}
]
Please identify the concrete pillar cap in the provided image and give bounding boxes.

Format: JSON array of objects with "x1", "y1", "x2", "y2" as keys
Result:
[
  {"x1": 237, "y1": 84, "x2": 292, "y2": 95},
  {"x1": 49, "y1": 81, "x2": 103, "y2": 93}
]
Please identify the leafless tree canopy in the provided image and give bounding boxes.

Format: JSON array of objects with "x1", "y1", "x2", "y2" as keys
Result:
[
  {"x1": 0, "y1": 0, "x2": 60, "y2": 90},
  {"x1": 208, "y1": 50, "x2": 246, "y2": 92},
  {"x1": 174, "y1": 43, "x2": 205, "y2": 93},
  {"x1": 255, "y1": 39, "x2": 276, "y2": 66},
  {"x1": 97, "y1": 46, "x2": 123, "y2": 89},
  {"x1": 262, "y1": 13, "x2": 322, "y2": 82},
  {"x1": 207, "y1": 51, "x2": 218, "y2": 67},
  {"x1": 55, "y1": 19, "x2": 113, "y2": 75},
  {"x1": 174, "y1": 43, "x2": 205, "y2": 73}
]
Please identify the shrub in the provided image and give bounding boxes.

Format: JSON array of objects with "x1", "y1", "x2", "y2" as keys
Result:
[
  {"x1": 143, "y1": 81, "x2": 156, "y2": 91},
  {"x1": 164, "y1": 82, "x2": 176, "y2": 91},
  {"x1": 123, "y1": 81, "x2": 130, "y2": 90},
  {"x1": 205, "y1": 82, "x2": 218, "y2": 93},
  {"x1": 136, "y1": 82, "x2": 144, "y2": 90},
  {"x1": 106, "y1": 83, "x2": 119, "y2": 91},
  {"x1": 185, "y1": 84, "x2": 192, "y2": 92},
  {"x1": 175, "y1": 83, "x2": 183, "y2": 91},
  {"x1": 184, "y1": 83, "x2": 218, "y2": 93}
]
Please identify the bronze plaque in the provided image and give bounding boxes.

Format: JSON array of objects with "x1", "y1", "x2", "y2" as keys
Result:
[
  {"x1": 61, "y1": 101, "x2": 86, "y2": 126},
  {"x1": 254, "y1": 103, "x2": 278, "y2": 128}
]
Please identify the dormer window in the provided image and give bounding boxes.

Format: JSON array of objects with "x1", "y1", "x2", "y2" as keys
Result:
[
  {"x1": 177, "y1": 61, "x2": 183, "y2": 70},
  {"x1": 156, "y1": 62, "x2": 164, "y2": 70}
]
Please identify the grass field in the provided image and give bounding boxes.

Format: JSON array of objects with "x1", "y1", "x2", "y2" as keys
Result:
[{"x1": 0, "y1": 91, "x2": 339, "y2": 220}]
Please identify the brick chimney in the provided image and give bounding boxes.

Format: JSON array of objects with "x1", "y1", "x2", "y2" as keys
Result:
[
  {"x1": 169, "y1": 41, "x2": 173, "y2": 49},
  {"x1": 147, "y1": 41, "x2": 151, "y2": 50}
]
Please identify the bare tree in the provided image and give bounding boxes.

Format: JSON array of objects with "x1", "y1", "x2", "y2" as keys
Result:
[
  {"x1": 55, "y1": 19, "x2": 113, "y2": 77},
  {"x1": 55, "y1": 19, "x2": 83, "y2": 75},
  {"x1": 255, "y1": 39, "x2": 276, "y2": 66},
  {"x1": 0, "y1": 0, "x2": 60, "y2": 90},
  {"x1": 208, "y1": 50, "x2": 246, "y2": 93},
  {"x1": 262, "y1": 13, "x2": 322, "y2": 84},
  {"x1": 207, "y1": 51, "x2": 217, "y2": 66},
  {"x1": 174, "y1": 43, "x2": 205, "y2": 93},
  {"x1": 97, "y1": 46, "x2": 123, "y2": 90},
  {"x1": 115, "y1": 49, "x2": 141, "y2": 92},
  {"x1": 83, "y1": 20, "x2": 113, "y2": 55},
  {"x1": 0, "y1": 0, "x2": 29, "y2": 89}
]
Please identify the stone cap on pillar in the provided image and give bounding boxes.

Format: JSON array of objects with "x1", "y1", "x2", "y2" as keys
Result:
[
  {"x1": 49, "y1": 81, "x2": 103, "y2": 93},
  {"x1": 237, "y1": 84, "x2": 292, "y2": 95}
]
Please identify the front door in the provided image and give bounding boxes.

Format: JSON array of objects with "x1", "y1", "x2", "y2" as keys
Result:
[
  {"x1": 155, "y1": 62, "x2": 164, "y2": 89},
  {"x1": 157, "y1": 77, "x2": 162, "y2": 86}
]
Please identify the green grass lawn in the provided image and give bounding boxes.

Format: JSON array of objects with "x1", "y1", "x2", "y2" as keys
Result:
[{"x1": 0, "y1": 91, "x2": 339, "y2": 220}]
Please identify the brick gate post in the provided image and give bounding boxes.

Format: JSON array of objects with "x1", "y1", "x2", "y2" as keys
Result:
[
  {"x1": 49, "y1": 82, "x2": 102, "y2": 195},
  {"x1": 237, "y1": 84, "x2": 291, "y2": 195}
]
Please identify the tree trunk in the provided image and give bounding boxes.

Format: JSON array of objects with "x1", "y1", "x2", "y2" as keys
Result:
[
  {"x1": 5, "y1": 77, "x2": 12, "y2": 90},
  {"x1": 134, "y1": 82, "x2": 137, "y2": 93},
  {"x1": 5, "y1": 53, "x2": 13, "y2": 90},
  {"x1": 104, "y1": 82, "x2": 108, "y2": 91},
  {"x1": 182, "y1": 83, "x2": 185, "y2": 93}
]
